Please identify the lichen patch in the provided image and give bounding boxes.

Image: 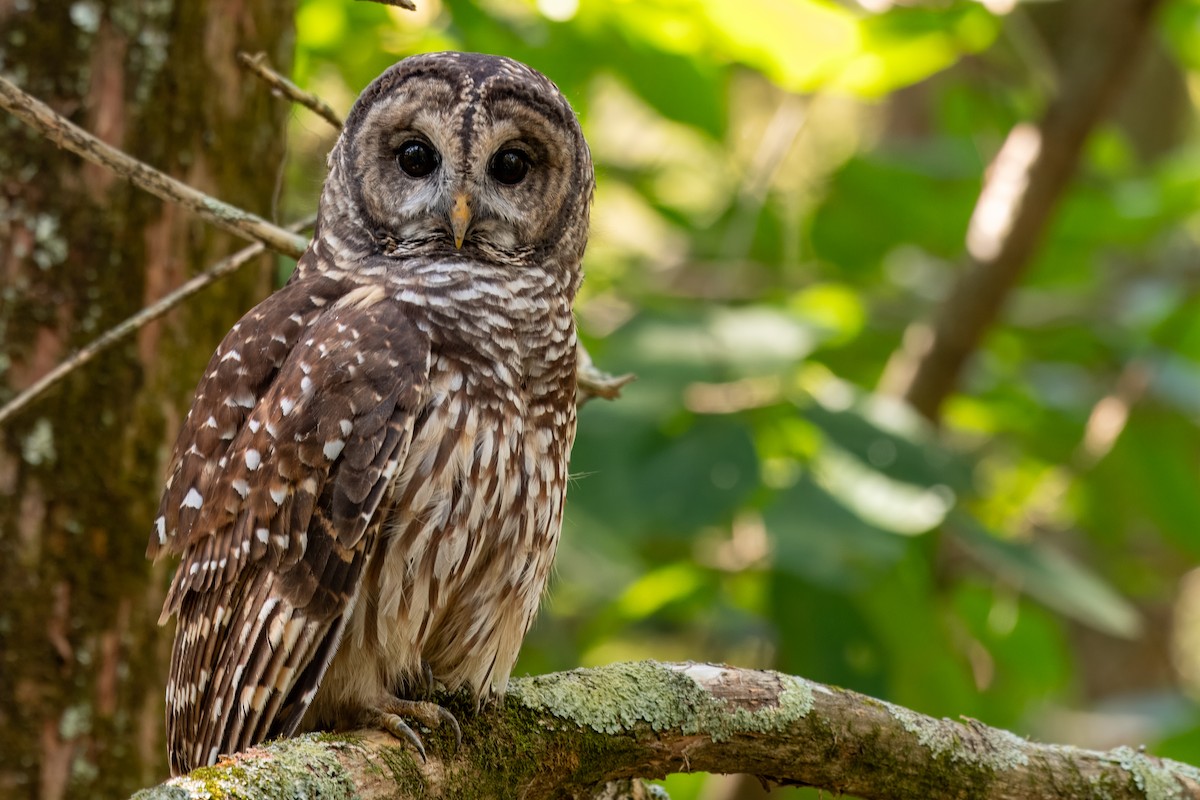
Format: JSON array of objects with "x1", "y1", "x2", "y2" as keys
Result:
[{"x1": 511, "y1": 661, "x2": 813, "y2": 743}]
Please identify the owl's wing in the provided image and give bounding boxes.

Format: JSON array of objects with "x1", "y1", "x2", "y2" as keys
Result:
[{"x1": 150, "y1": 274, "x2": 430, "y2": 775}]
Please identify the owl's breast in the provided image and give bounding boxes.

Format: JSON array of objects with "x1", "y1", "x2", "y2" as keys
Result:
[{"x1": 342, "y1": 346, "x2": 576, "y2": 696}]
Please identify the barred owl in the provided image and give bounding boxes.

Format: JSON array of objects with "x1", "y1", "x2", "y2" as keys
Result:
[{"x1": 147, "y1": 52, "x2": 593, "y2": 776}]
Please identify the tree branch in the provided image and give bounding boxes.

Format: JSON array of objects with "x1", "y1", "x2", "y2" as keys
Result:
[
  {"x1": 237, "y1": 52, "x2": 343, "y2": 129},
  {"x1": 0, "y1": 70, "x2": 634, "y2": 423},
  {"x1": 130, "y1": 661, "x2": 1200, "y2": 800},
  {"x1": 878, "y1": 0, "x2": 1164, "y2": 421},
  {"x1": 0, "y1": 72, "x2": 308, "y2": 259},
  {"x1": 0, "y1": 216, "x2": 316, "y2": 427}
]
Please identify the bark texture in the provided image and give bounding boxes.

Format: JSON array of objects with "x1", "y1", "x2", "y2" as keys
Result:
[
  {"x1": 131, "y1": 661, "x2": 1200, "y2": 800},
  {"x1": 0, "y1": 3, "x2": 294, "y2": 797}
]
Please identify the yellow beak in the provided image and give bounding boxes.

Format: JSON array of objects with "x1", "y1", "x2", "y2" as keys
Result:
[{"x1": 450, "y1": 192, "x2": 471, "y2": 249}]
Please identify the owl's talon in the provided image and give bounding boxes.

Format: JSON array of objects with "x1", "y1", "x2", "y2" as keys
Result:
[
  {"x1": 380, "y1": 713, "x2": 427, "y2": 761},
  {"x1": 374, "y1": 697, "x2": 461, "y2": 758},
  {"x1": 437, "y1": 704, "x2": 463, "y2": 749}
]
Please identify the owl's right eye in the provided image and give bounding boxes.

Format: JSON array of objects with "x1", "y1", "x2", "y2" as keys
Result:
[{"x1": 397, "y1": 140, "x2": 439, "y2": 178}]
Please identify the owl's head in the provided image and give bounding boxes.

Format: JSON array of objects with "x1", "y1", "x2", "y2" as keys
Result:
[{"x1": 323, "y1": 52, "x2": 593, "y2": 282}]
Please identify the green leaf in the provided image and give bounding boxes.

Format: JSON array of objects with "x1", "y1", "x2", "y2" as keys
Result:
[
  {"x1": 770, "y1": 576, "x2": 889, "y2": 698},
  {"x1": 802, "y1": 389, "x2": 976, "y2": 495},
  {"x1": 764, "y1": 473, "x2": 908, "y2": 588},
  {"x1": 952, "y1": 514, "x2": 1141, "y2": 639},
  {"x1": 811, "y1": 151, "x2": 980, "y2": 274},
  {"x1": 635, "y1": 417, "x2": 761, "y2": 535}
]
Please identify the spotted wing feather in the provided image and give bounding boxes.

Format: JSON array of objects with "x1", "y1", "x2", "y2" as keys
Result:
[{"x1": 151, "y1": 276, "x2": 430, "y2": 774}]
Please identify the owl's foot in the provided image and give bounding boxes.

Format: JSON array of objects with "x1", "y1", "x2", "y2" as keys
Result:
[{"x1": 372, "y1": 696, "x2": 462, "y2": 761}]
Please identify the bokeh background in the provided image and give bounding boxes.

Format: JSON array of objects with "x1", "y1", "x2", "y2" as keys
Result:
[
  {"x1": 278, "y1": 1, "x2": 1200, "y2": 796},
  {"x1": 5, "y1": 0, "x2": 1200, "y2": 797}
]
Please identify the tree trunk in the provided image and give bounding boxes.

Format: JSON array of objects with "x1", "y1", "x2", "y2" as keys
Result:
[{"x1": 0, "y1": 3, "x2": 294, "y2": 797}]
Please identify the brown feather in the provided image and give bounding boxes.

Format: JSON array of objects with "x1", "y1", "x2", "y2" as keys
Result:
[{"x1": 152, "y1": 51, "x2": 592, "y2": 775}]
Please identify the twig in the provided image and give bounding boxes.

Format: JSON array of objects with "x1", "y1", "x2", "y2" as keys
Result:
[
  {"x1": 237, "y1": 52, "x2": 343, "y2": 130},
  {"x1": 0, "y1": 216, "x2": 317, "y2": 428},
  {"x1": 131, "y1": 661, "x2": 1200, "y2": 800},
  {"x1": 358, "y1": 0, "x2": 417, "y2": 8},
  {"x1": 1, "y1": 46, "x2": 630, "y2": 427},
  {"x1": 576, "y1": 345, "x2": 635, "y2": 405},
  {"x1": 0, "y1": 72, "x2": 308, "y2": 259}
]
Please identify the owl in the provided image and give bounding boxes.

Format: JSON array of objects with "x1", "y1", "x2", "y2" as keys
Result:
[{"x1": 147, "y1": 52, "x2": 593, "y2": 776}]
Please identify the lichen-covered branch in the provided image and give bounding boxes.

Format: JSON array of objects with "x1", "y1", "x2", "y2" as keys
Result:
[
  {"x1": 0, "y1": 72, "x2": 308, "y2": 259},
  {"x1": 130, "y1": 661, "x2": 1200, "y2": 800}
]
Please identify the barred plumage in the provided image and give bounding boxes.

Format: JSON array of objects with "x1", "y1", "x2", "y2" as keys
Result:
[{"x1": 149, "y1": 52, "x2": 592, "y2": 776}]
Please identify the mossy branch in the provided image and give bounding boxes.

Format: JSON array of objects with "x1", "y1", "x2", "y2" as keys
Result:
[{"x1": 130, "y1": 661, "x2": 1200, "y2": 800}]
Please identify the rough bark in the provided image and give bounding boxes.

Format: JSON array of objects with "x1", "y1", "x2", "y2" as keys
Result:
[
  {"x1": 0, "y1": 4, "x2": 294, "y2": 798},
  {"x1": 878, "y1": 0, "x2": 1163, "y2": 420},
  {"x1": 131, "y1": 661, "x2": 1200, "y2": 800}
]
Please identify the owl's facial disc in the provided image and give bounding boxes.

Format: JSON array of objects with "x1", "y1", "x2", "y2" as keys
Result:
[{"x1": 339, "y1": 52, "x2": 592, "y2": 268}]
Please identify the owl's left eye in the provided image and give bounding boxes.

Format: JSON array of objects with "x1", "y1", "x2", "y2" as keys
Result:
[
  {"x1": 489, "y1": 148, "x2": 531, "y2": 185},
  {"x1": 397, "y1": 140, "x2": 439, "y2": 178}
]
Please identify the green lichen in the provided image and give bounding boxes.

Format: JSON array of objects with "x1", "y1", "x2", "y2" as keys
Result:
[
  {"x1": 886, "y1": 702, "x2": 1030, "y2": 772},
  {"x1": 21, "y1": 417, "x2": 56, "y2": 465},
  {"x1": 510, "y1": 661, "x2": 813, "y2": 743},
  {"x1": 133, "y1": 735, "x2": 357, "y2": 800},
  {"x1": 1109, "y1": 745, "x2": 1197, "y2": 800}
]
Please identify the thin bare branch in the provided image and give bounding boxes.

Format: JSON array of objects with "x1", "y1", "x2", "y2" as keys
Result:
[
  {"x1": 0, "y1": 72, "x2": 308, "y2": 259},
  {"x1": 0, "y1": 44, "x2": 629, "y2": 429},
  {"x1": 0, "y1": 216, "x2": 317, "y2": 428},
  {"x1": 237, "y1": 52, "x2": 344, "y2": 130},
  {"x1": 357, "y1": 0, "x2": 417, "y2": 8},
  {"x1": 576, "y1": 345, "x2": 636, "y2": 405}
]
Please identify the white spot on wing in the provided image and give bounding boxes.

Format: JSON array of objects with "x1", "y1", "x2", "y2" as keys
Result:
[
  {"x1": 182, "y1": 488, "x2": 203, "y2": 509},
  {"x1": 232, "y1": 388, "x2": 255, "y2": 408}
]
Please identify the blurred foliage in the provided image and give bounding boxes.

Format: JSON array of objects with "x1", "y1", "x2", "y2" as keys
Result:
[{"x1": 287, "y1": 0, "x2": 1200, "y2": 796}]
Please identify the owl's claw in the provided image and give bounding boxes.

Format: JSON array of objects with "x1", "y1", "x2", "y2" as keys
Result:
[
  {"x1": 420, "y1": 660, "x2": 436, "y2": 695},
  {"x1": 374, "y1": 696, "x2": 462, "y2": 760},
  {"x1": 379, "y1": 712, "x2": 428, "y2": 761},
  {"x1": 436, "y1": 703, "x2": 463, "y2": 748}
]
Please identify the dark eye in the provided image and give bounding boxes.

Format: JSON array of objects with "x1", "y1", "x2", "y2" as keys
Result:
[
  {"x1": 397, "y1": 140, "x2": 439, "y2": 178},
  {"x1": 489, "y1": 148, "x2": 531, "y2": 185}
]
